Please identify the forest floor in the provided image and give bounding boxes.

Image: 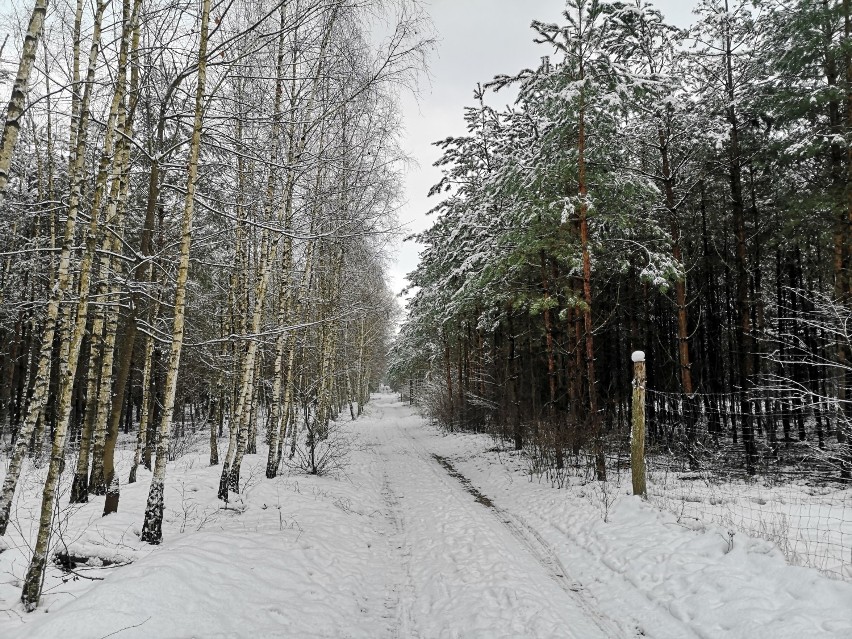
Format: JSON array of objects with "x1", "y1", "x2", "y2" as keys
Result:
[{"x1": 1, "y1": 394, "x2": 852, "y2": 638}]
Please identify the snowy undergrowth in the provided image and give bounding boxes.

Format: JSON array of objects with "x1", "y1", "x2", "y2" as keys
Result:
[
  {"x1": 1, "y1": 398, "x2": 851, "y2": 638},
  {"x1": 0, "y1": 421, "x2": 400, "y2": 639},
  {"x1": 424, "y1": 425, "x2": 852, "y2": 639},
  {"x1": 485, "y1": 433, "x2": 852, "y2": 579},
  {"x1": 648, "y1": 469, "x2": 852, "y2": 579}
]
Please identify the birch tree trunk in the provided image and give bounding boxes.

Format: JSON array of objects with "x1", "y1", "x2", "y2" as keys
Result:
[
  {"x1": 225, "y1": 231, "x2": 277, "y2": 494},
  {"x1": 86, "y1": 0, "x2": 138, "y2": 498},
  {"x1": 0, "y1": 0, "x2": 49, "y2": 201},
  {"x1": 282, "y1": 235, "x2": 318, "y2": 469},
  {"x1": 264, "y1": 11, "x2": 298, "y2": 479},
  {"x1": 0, "y1": 0, "x2": 106, "y2": 537},
  {"x1": 266, "y1": 281, "x2": 293, "y2": 477},
  {"x1": 69, "y1": 320, "x2": 104, "y2": 503},
  {"x1": 281, "y1": 150, "x2": 328, "y2": 467},
  {"x1": 361, "y1": 363, "x2": 371, "y2": 408},
  {"x1": 20, "y1": 0, "x2": 133, "y2": 608},
  {"x1": 356, "y1": 318, "x2": 366, "y2": 415},
  {"x1": 314, "y1": 245, "x2": 344, "y2": 444},
  {"x1": 42, "y1": 37, "x2": 56, "y2": 286},
  {"x1": 140, "y1": 0, "x2": 212, "y2": 544},
  {"x1": 88, "y1": 201, "x2": 128, "y2": 496},
  {"x1": 226, "y1": 4, "x2": 339, "y2": 491},
  {"x1": 129, "y1": 318, "x2": 158, "y2": 483},
  {"x1": 217, "y1": 80, "x2": 248, "y2": 501},
  {"x1": 101, "y1": 0, "x2": 142, "y2": 515},
  {"x1": 345, "y1": 360, "x2": 356, "y2": 421},
  {"x1": 99, "y1": 113, "x2": 135, "y2": 513},
  {"x1": 209, "y1": 374, "x2": 221, "y2": 466},
  {"x1": 222, "y1": 66, "x2": 289, "y2": 493}
]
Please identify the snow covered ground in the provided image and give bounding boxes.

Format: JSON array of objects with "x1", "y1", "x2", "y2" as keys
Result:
[
  {"x1": 648, "y1": 463, "x2": 852, "y2": 579},
  {"x1": 1, "y1": 394, "x2": 851, "y2": 638}
]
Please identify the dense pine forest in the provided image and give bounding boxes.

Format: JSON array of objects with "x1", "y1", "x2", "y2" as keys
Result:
[
  {"x1": 0, "y1": 0, "x2": 427, "y2": 609},
  {"x1": 391, "y1": 0, "x2": 852, "y2": 484}
]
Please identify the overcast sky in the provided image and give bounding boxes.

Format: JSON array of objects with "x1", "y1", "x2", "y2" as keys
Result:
[{"x1": 388, "y1": 0, "x2": 698, "y2": 300}]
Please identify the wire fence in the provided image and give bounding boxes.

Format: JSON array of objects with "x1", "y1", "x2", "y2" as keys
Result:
[
  {"x1": 641, "y1": 388, "x2": 852, "y2": 580},
  {"x1": 378, "y1": 376, "x2": 852, "y2": 580}
]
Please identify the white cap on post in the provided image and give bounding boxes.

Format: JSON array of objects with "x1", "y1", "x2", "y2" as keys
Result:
[{"x1": 631, "y1": 350, "x2": 645, "y2": 363}]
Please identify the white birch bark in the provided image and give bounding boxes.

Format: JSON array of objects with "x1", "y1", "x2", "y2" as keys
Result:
[
  {"x1": 277, "y1": 236, "x2": 317, "y2": 470},
  {"x1": 129, "y1": 327, "x2": 156, "y2": 484},
  {"x1": 88, "y1": 172, "x2": 129, "y2": 495},
  {"x1": 217, "y1": 81, "x2": 248, "y2": 500},
  {"x1": 20, "y1": 0, "x2": 134, "y2": 607},
  {"x1": 69, "y1": 318, "x2": 104, "y2": 503},
  {"x1": 266, "y1": 281, "x2": 293, "y2": 478},
  {"x1": 270, "y1": 153, "x2": 324, "y2": 473},
  {"x1": 265, "y1": 9, "x2": 296, "y2": 479},
  {"x1": 94, "y1": 107, "x2": 134, "y2": 507},
  {"x1": 224, "y1": 231, "x2": 277, "y2": 494},
  {"x1": 224, "y1": 3, "x2": 339, "y2": 493},
  {"x1": 356, "y1": 318, "x2": 366, "y2": 415},
  {"x1": 314, "y1": 245, "x2": 344, "y2": 443},
  {"x1": 345, "y1": 331, "x2": 356, "y2": 421},
  {"x1": 140, "y1": 0, "x2": 212, "y2": 544},
  {"x1": 0, "y1": 0, "x2": 50, "y2": 201},
  {"x1": 0, "y1": 0, "x2": 106, "y2": 536},
  {"x1": 101, "y1": 0, "x2": 142, "y2": 514},
  {"x1": 89, "y1": 0, "x2": 140, "y2": 508}
]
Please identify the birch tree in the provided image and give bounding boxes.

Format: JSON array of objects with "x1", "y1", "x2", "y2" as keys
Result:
[
  {"x1": 140, "y1": 0, "x2": 212, "y2": 544},
  {"x1": 0, "y1": 0, "x2": 49, "y2": 201},
  {"x1": 0, "y1": 0, "x2": 108, "y2": 536}
]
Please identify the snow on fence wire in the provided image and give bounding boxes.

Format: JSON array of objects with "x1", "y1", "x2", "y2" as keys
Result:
[{"x1": 640, "y1": 388, "x2": 852, "y2": 580}]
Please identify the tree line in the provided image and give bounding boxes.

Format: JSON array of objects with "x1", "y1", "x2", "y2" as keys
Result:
[
  {"x1": 0, "y1": 0, "x2": 427, "y2": 610},
  {"x1": 390, "y1": 0, "x2": 851, "y2": 482}
]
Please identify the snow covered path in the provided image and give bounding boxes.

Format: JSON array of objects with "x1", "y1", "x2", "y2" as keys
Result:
[
  {"x1": 362, "y1": 395, "x2": 852, "y2": 639},
  {"x1": 2, "y1": 393, "x2": 852, "y2": 638},
  {"x1": 362, "y1": 396, "x2": 618, "y2": 638}
]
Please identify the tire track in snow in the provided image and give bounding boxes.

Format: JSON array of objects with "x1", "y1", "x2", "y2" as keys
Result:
[
  {"x1": 510, "y1": 507, "x2": 707, "y2": 639},
  {"x1": 420, "y1": 438, "x2": 704, "y2": 639},
  {"x1": 431, "y1": 453, "x2": 628, "y2": 639},
  {"x1": 365, "y1": 401, "x2": 420, "y2": 639},
  {"x1": 369, "y1": 403, "x2": 611, "y2": 638},
  {"x1": 387, "y1": 416, "x2": 619, "y2": 638},
  {"x1": 379, "y1": 467, "x2": 419, "y2": 639}
]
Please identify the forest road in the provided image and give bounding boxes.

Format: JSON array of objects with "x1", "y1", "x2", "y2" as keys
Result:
[{"x1": 358, "y1": 394, "x2": 624, "y2": 639}]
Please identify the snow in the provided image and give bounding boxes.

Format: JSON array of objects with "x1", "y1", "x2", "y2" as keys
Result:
[
  {"x1": 649, "y1": 469, "x2": 852, "y2": 579},
  {"x1": 1, "y1": 394, "x2": 851, "y2": 638},
  {"x1": 423, "y1": 427, "x2": 852, "y2": 638}
]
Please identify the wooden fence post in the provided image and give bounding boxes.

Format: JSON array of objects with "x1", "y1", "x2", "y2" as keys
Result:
[{"x1": 631, "y1": 350, "x2": 647, "y2": 498}]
